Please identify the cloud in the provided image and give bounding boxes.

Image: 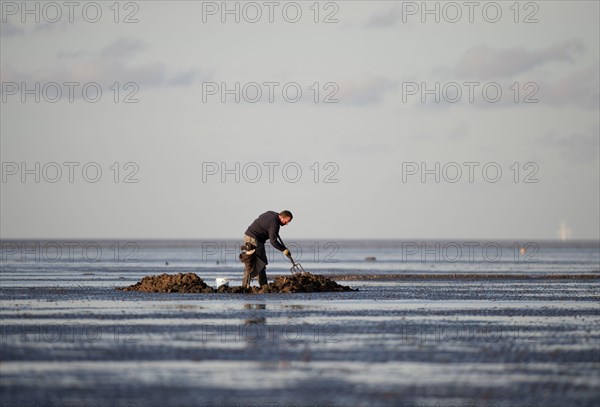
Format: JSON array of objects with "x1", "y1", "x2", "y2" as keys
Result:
[
  {"x1": 167, "y1": 70, "x2": 199, "y2": 86},
  {"x1": 1, "y1": 38, "x2": 209, "y2": 91},
  {"x1": 1, "y1": 19, "x2": 69, "y2": 36},
  {"x1": 32, "y1": 20, "x2": 69, "y2": 33},
  {"x1": 57, "y1": 50, "x2": 87, "y2": 59},
  {"x1": 0, "y1": 20, "x2": 25, "y2": 37},
  {"x1": 404, "y1": 62, "x2": 598, "y2": 110},
  {"x1": 365, "y1": 6, "x2": 401, "y2": 28},
  {"x1": 453, "y1": 40, "x2": 585, "y2": 79},
  {"x1": 100, "y1": 38, "x2": 146, "y2": 59},
  {"x1": 540, "y1": 65, "x2": 599, "y2": 109},
  {"x1": 411, "y1": 122, "x2": 470, "y2": 142},
  {"x1": 541, "y1": 126, "x2": 600, "y2": 164},
  {"x1": 338, "y1": 76, "x2": 397, "y2": 106}
]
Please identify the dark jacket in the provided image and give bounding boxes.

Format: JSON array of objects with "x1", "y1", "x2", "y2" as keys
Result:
[{"x1": 245, "y1": 211, "x2": 287, "y2": 251}]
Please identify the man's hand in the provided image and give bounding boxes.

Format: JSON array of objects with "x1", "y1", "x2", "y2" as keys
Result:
[{"x1": 283, "y1": 249, "x2": 292, "y2": 258}]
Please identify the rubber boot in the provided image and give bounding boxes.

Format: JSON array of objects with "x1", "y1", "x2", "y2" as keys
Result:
[{"x1": 257, "y1": 267, "x2": 268, "y2": 287}]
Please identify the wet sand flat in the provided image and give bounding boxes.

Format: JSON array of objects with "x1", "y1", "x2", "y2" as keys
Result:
[{"x1": 1, "y1": 270, "x2": 599, "y2": 407}]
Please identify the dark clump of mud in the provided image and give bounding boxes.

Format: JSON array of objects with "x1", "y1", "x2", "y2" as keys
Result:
[
  {"x1": 117, "y1": 272, "x2": 214, "y2": 293},
  {"x1": 117, "y1": 272, "x2": 356, "y2": 294},
  {"x1": 220, "y1": 272, "x2": 357, "y2": 294}
]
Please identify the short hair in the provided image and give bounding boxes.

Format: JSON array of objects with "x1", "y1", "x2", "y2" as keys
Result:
[{"x1": 279, "y1": 210, "x2": 293, "y2": 219}]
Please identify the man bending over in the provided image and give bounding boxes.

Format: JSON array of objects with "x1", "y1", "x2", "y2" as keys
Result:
[{"x1": 240, "y1": 210, "x2": 293, "y2": 288}]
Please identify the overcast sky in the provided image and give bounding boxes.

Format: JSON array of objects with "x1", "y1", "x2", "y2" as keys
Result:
[{"x1": 1, "y1": 0, "x2": 599, "y2": 240}]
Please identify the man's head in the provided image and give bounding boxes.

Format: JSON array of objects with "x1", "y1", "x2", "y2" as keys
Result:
[{"x1": 279, "y1": 210, "x2": 293, "y2": 226}]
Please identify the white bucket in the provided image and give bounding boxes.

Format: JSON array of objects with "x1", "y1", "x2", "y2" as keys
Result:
[{"x1": 215, "y1": 278, "x2": 230, "y2": 288}]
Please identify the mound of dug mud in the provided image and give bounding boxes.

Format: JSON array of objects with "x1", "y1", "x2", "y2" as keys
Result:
[
  {"x1": 219, "y1": 272, "x2": 356, "y2": 294},
  {"x1": 117, "y1": 272, "x2": 214, "y2": 293},
  {"x1": 117, "y1": 272, "x2": 356, "y2": 294}
]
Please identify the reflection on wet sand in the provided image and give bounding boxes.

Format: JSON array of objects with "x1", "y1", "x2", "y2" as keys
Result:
[{"x1": 244, "y1": 303, "x2": 266, "y2": 325}]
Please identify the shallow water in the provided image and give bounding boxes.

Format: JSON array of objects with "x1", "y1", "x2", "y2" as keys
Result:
[{"x1": 1, "y1": 240, "x2": 599, "y2": 407}]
